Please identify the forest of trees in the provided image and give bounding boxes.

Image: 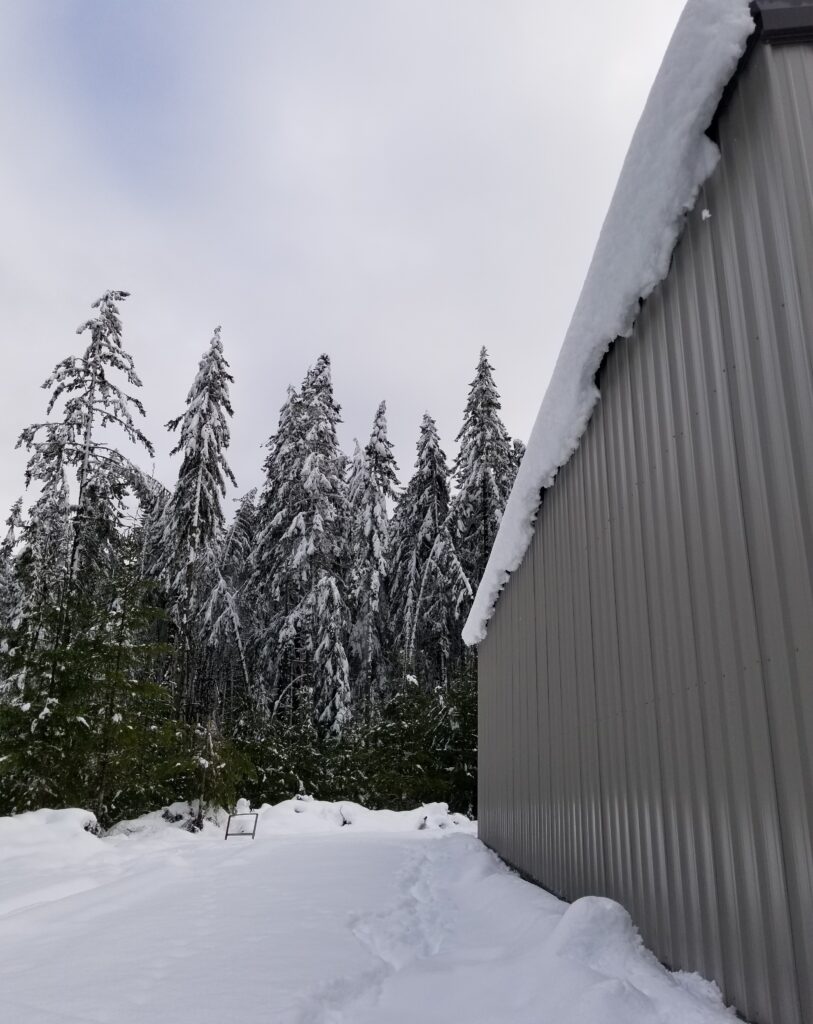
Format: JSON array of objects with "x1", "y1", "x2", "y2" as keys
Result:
[{"x1": 0, "y1": 291, "x2": 523, "y2": 827}]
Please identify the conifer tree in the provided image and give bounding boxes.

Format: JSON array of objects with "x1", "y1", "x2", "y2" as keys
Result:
[
  {"x1": 202, "y1": 489, "x2": 258, "y2": 723},
  {"x1": 221, "y1": 491, "x2": 258, "y2": 585},
  {"x1": 136, "y1": 475, "x2": 170, "y2": 582},
  {"x1": 348, "y1": 402, "x2": 399, "y2": 706},
  {"x1": 251, "y1": 357, "x2": 352, "y2": 735},
  {"x1": 251, "y1": 385, "x2": 309, "y2": 712},
  {"x1": 365, "y1": 401, "x2": 399, "y2": 498},
  {"x1": 391, "y1": 414, "x2": 469, "y2": 687},
  {"x1": 311, "y1": 574, "x2": 351, "y2": 737},
  {"x1": 512, "y1": 437, "x2": 526, "y2": 471},
  {"x1": 298, "y1": 357, "x2": 352, "y2": 735},
  {"x1": 452, "y1": 347, "x2": 517, "y2": 591},
  {"x1": 17, "y1": 291, "x2": 153, "y2": 593},
  {"x1": 347, "y1": 440, "x2": 366, "y2": 517},
  {"x1": 0, "y1": 524, "x2": 189, "y2": 825},
  {"x1": 9, "y1": 290, "x2": 153, "y2": 678},
  {"x1": 156, "y1": 327, "x2": 236, "y2": 720},
  {"x1": 296, "y1": 357, "x2": 348, "y2": 585},
  {"x1": 3, "y1": 465, "x2": 73, "y2": 683}
]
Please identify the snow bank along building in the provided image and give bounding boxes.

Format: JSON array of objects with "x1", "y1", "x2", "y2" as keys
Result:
[{"x1": 464, "y1": 3, "x2": 813, "y2": 1022}]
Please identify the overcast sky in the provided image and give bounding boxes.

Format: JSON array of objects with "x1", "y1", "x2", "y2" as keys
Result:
[{"x1": 0, "y1": 0, "x2": 687, "y2": 516}]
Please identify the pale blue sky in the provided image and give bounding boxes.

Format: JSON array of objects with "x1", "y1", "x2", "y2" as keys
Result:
[{"x1": 0, "y1": 1, "x2": 686, "y2": 513}]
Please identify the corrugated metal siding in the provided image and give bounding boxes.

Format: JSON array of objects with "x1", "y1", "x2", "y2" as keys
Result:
[{"x1": 478, "y1": 40, "x2": 813, "y2": 1024}]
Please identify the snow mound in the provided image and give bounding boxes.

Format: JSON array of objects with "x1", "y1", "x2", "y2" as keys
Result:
[
  {"x1": 539, "y1": 894, "x2": 737, "y2": 1023},
  {"x1": 106, "y1": 800, "x2": 228, "y2": 838},
  {"x1": 0, "y1": 806, "x2": 99, "y2": 842},
  {"x1": 0, "y1": 808, "x2": 106, "y2": 919},
  {"x1": 546, "y1": 895, "x2": 644, "y2": 970},
  {"x1": 105, "y1": 797, "x2": 474, "y2": 839},
  {"x1": 255, "y1": 796, "x2": 474, "y2": 835},
  {"x1": 463, "y1": 0, "x2": 755, "y2": 645}
]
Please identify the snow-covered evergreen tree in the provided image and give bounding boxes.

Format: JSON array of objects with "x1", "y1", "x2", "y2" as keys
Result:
[
  {"x1": 347, "y1": 440, "x2": 366, "y2": 516},
  {"x1": 310, "y1": 573, "x2": 351, "y2": 737},
  {"x1": 156, "y1": 327, "x2": 237, "y2": 718},
  {"x1": 0, "y1": 523, "x2": 188, "y2": 825},
  {"x1": 452, "y1": 347, "x2": 518, "y2": 591},
  {"x1": 298, "y1": 357, "x2": 351, "y2": 734},
  {"x1": 250, "y1": 385, "x2": 309, "y2": 711},
  {"x1": 136, "y1": 474, "x2": 170, "y2": 582},
  {"x1": 411, "y1": 525, "x2": 470, "y2": 684},
  {"x1": 391, "y1": 414, "x2": 469, "y2": 687},
  {"x1": 251, "y1": 356, "x2": 351, "y2": 735},
  {"x1": 202, "y1": 489, "x2": 258, "y2": 723},
  {"x1": 511, "y1": 437, "x2": 526, "y2": 471},
  {"x1": 221, "y1": 490, "x2": 258, "y2": 585},
  {"x1": 348, "y1": 402, "x2": 399, "y2": 705},
  {"x1": 2, "y1": 469, "x2": 73, "y2": 687},
  {"x1": 296, "y1": 357, "x2": 349, "y2": 584},
  {"x1": 0, "y1": 288, "x2": 172, "y2": 819},
  {"x1": 365, "y1": 401, "x2": 399, "y2": 498},
  {"x1": 17, "y1": 291, "x2": 153, "y2": 591}
]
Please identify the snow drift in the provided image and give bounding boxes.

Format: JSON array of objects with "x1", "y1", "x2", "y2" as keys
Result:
[{"x1": 463, "y1": 0, "x2": 756, "y2": 645}]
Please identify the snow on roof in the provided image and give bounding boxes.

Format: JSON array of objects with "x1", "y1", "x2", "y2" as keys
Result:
[{"x1": 463, "y1": 0, "x2": 756, "y2": 647}]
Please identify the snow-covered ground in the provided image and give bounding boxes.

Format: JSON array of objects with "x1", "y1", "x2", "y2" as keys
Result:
[{"x1": 0, "y1": 801, "x2": 735, "y2": 1024}]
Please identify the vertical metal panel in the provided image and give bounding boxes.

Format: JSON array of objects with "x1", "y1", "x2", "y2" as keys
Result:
[
  {"x1": 532, "y1": 506, "x2": 553, "y2": 885},
  {"x1": 582, "y1": 400, "x2": 633, "y2": 907},
  {"x1": 571, "y1": 447, "x2": 606, "y2": 895},
  {"x1": 477, "y1": 39, "x2": 813, "y2": 1024}
]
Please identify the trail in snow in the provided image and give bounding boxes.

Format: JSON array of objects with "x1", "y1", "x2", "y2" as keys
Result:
[{"x1": 0, "y1": 803, "x2": 736, "y2": 1024}]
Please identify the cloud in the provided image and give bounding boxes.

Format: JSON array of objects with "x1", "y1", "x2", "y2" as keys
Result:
[{"x1": 0, "y1": 0, "x2": 685, "y2": 514}]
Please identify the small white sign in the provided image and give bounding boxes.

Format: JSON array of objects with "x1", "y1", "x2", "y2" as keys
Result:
[{"x1": 225, "y1": 812, "x2": 258, "y2": 840}]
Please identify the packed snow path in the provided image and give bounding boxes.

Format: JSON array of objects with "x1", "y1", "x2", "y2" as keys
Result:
[{"x1": 0, "y1": 803, "x2": 735, "y2": 1024}]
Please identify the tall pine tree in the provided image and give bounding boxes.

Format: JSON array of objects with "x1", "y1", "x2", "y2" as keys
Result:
[
  {"x1": 12, "y1": 290, "x2": 152, "y2": 661},
  {"x1": 251, "y1": 385, "x2": 309, "y2": 715},
  {"x1": 156, "y1": 326, "x2": 237, "y2": 721},
  {"x1": 251, "y1": 357, "x2": 351, "y2": 736},
  {"x1": 4, "y1": 460, "x2": 72, "y2": 668},
  {"x1": 452, "y1": 347, "x2": 518, "y2": 591},
  {"x1": 202, "y1": 489, "x2": 258, "y2": 725},
  {"x1": 391, "y1": 414, "x2": 469, "y2": 688},
  {"x1": 18, "y1": 291, "x2": 153, "y2": 592},
  {"x1": 0, "y1": 294, "x2": 171, "y2": 819},
  {"x1": 298, "y1": 357, "x2": 352, "y2": 736},
  {"x1": 348, "y1": 401, "x2": 399, "y2": 707}
]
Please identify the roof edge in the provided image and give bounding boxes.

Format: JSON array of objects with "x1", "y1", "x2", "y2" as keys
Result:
[
  {"x1": 468, "y1": 1, "x2": 813, "y2": 649},
  {"x1": 461, "y1": 0, "x2": 757, "y2": 650},
  {"x1": 753, "y1": 1, "x2": 813, "y2": 42}
]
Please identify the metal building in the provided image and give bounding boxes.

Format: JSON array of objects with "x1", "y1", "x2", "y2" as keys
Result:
[{"x1": 476, "y1": 6, "x2": 813, "y2": 1024}]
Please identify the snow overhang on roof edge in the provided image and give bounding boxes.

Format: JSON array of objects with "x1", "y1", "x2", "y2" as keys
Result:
[{"x1": 462, "y1": 0, "x2": 758, "y2": 648}]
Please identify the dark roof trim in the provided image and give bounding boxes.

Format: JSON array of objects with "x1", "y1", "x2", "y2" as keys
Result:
[
  {"x1": 710, "y1": 2, "x2": 813, "y2": 141},
  {"x1": 752, "y1": 1, "x2": 813, "y2": 43}
]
